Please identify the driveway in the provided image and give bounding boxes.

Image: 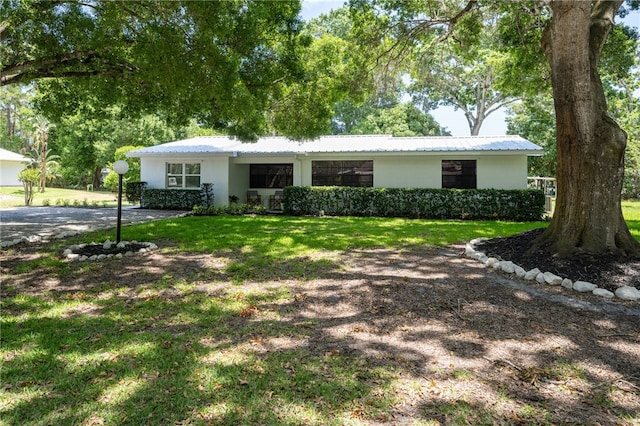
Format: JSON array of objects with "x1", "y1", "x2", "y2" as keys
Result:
[{"x1": 0, "y1": 206, "x2": 186, "y2": 243}]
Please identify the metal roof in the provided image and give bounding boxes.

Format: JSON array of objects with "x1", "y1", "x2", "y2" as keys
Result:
[
  {"x1": 127, "y1": 135, "x2": 543, "y2": 157},
  {"x1": 0, "y1": 148, "x2": 30, "y2": 162}
]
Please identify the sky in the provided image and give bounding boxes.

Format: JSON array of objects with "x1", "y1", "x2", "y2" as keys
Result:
[{"x1": 300, "y1": 0, "x2": 640, "y2": 137}]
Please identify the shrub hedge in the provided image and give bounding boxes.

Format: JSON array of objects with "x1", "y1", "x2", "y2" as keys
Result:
[
  {"x1": 142, "y1": 188, "x2": 203, "y2": 210},
  {"x1": 141, "y1": 183, "x2": 216, "y2": 210},
  {"x1": 192, "y1": 203, "x2": 267, "y2": 216},
  {"x1": 125, "y1": 181, "x2": 147, "y2": 205},
  {"x1": 283, "y1": 186, "x2": 545, "y2": 221}
]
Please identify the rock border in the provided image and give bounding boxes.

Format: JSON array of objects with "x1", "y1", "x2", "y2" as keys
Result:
[
  {"x1": 465, "y1": 238, "x2": 640, "y2": 303},
  {"x1": 63, "y1": 240, "x2": 158, "y2": 262},
  {"x1": 0, "y1": 230, "x2": 86, "y2": 249}
]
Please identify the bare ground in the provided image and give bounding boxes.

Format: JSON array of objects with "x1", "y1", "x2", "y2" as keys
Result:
[{"x1": 2, "y1": 242, "x2": 640, "y2": 425}]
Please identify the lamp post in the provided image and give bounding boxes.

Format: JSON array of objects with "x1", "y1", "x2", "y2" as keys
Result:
[{"x1": 113, "y1": 160, "x2": 129, "y2": 244}]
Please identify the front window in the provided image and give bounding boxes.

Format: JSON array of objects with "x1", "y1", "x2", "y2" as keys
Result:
[
  {"x1": 312, "y1": 160, "x2": 373, "y2": 187},
  {"x1": 442, "y1": 160, "x2": 476, "y2": 189},
  {"x1": 250, "y1": 164, "x2": 293, "y2": 188},
  {"x1": 167, "y1": 163, "x2": 201, "y2": 188}
]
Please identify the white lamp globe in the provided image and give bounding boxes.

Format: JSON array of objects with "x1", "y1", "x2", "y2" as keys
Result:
[{"x1": 113, "y1": 160, "x2": 129, "y2": 175}]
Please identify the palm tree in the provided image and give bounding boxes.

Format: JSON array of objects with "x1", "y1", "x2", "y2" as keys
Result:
[{"x1": 29, "y1": 115, "x2": 59, "y2": 192}]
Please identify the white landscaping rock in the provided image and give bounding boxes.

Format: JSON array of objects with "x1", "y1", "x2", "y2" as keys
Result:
[
  {"x1": 474, "y1": 252, "x2": 486, "y2": 261},
  {"x1": 515, "y1": 266, "x2": 526, "y2": 278},
  {"x1": 615, "y1": 286, "x2": 640, "y2": 301},
  {"x1": 593, "y1": 288, "x2": 614, "y2": 299},
  {"x1": 465, "y1": 243, "x2": 475, "y2": 255},
  {"x1": 470, "y1": 238, "x2": 487, "y2": 246},
  {"x1": 485, "y1": 257, "x2": 499, "y2": 268},
  {"x1": 500, "y1": 261, "x2": 516, "y2": 274},
  {"x1": 536, "y1": 273, "x2": 546, "y2": 284},
  {"x1": 524, "y1": 268, "x2": 541, "y2": 281},
  {"x1": 543, "y1": 272, "x2": 563, "y2": 286},
  {"x1": 561, "y1": 278, "x2": 573, "y2": 289},
  {"x1": 573, "y1": 281, "x2": 597, "y2": 292}
]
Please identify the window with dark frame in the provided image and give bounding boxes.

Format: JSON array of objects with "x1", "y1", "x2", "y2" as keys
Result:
[
  {"x1": 442, "y1": 160, "x2": 476, "y2": 189},
  {"x1": 166, "y1": 162, "x2": 201, "y2": 188},
  {"x1": 312, "y1": 160, "x2": 373, "y2": 187},
  {"x1": 249, "y1": 164, "x2": 293, "y2": 188}
]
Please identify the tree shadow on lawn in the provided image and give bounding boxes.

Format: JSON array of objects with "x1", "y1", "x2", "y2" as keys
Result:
[{"x1": 2, "y1": 244, "x2": 639, "y2": 425}]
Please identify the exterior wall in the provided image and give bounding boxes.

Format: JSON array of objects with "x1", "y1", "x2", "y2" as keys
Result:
[
  {"x1": 139, "y1": 156, "x2": 230, "y2": 207},
  {"x1": 477, "y1": 155, "x2": 528, "y2": 189},
  {"x1": 138, "y1": 152, "x2": 531, "y2": 207},
  {"x1": 0, "y1": 161, "x2": 26, "y2": 186},
  {"x1": 296, "y1": 154, "x2": 530, "y2": 190},
  {"x1": 228, "y1": 163, "x2": 249, "y2": 203},
  {"x1": 373, "y1": 156, "x2": 442, "y2": 188}
]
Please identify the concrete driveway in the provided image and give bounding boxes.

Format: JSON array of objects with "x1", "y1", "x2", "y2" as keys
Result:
[{"x1": 0, "y1": 206, "x2": 186, "y2": 244}]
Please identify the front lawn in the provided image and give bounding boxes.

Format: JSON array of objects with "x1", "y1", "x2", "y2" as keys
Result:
[
  {"x1": 2, "y1": 214, "x2": 639, "y2": 425},
  {"x1": 0, "y1": 187, "x2": 132, "y2": 208}
]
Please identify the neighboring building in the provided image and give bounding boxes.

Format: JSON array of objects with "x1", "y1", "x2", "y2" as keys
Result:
[
  {"x1": 0, "y1": 148, "x2": 30, "y2": 186},
  {"x1": 127, "y1": 135, "x2": 543, "y2": 207}
]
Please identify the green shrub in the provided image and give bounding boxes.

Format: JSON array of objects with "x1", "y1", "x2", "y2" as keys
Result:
[
  {"x1": 200, "y1": 183, "x2": 215, "y2": 208},
  {"x1": 283, "y1": 186, "x2": 545, "y2": 221},
  {"x1": 125, "y1": 181, "x2": 147, "y2": 205},
  {"x1": 192, "y1": 203, "x2": 267, "y2": 216},
  {"x1": 141, "y1": 188, "x2": 202, "y2": 210},
  {"x1": 102, "y1": 171, "x2": 120, "y2": 192}
]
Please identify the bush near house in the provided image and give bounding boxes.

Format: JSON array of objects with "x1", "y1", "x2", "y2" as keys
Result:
[
  {"x1": 192, "y1": 203, "x2": 267, "y2": 216},
  {"x1": 141, "y1": 188, "x2": 203, "y2": 210},
  {"x1": 125, "y1": 181, "x2": 147, "y2": 204},
  {"x1": 141, "y1": 183, "x2": 215, "y2": 210},
  {"x1": 284, "y1": 186, "x2": 545, "y2": 221}
]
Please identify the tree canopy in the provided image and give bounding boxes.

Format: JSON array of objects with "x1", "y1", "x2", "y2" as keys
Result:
[
  {"x1": 1, "y1": 0, "x2": 312, "y2": 140},
  {"x1": 348, "y1": 0, "x2": 640, "y2": 256}
]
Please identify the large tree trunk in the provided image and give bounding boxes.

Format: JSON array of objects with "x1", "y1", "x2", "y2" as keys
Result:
[{"x1": 539, "y1": 0, "x2": 639, "y2": 256}]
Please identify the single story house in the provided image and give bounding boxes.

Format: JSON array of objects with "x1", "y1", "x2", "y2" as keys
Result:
[
  {"x1": 0, "y1": 148, "x2": 30, "y2": 186},
  {"x1": 127, "y1": 135, "x2": 542, "y2": 208}
]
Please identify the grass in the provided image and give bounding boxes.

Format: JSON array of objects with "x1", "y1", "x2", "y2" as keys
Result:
[
  {"x1": 0, "y1": 187, "x2": 133, "y2": 208},
  {"x1": 2, "y1": 204, "x2": 640, "y2": 425},
  {"x1": 10, "y1": 215, "x2": 550, "y2": 279}
]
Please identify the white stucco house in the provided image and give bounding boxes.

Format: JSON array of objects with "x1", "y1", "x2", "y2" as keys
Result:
[
  {"x1": 127, "y1": 135, "x2": 542, "y2": 207},
  {"x1": 0, "y1": 148, "x2": 30, "y2": 187}
]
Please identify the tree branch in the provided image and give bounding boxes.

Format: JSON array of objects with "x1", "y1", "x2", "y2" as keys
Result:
[
  {"x1": 1, "y1": 47, "x2": 136, "y2": 87},
  {"x1": 590, "y1": 0, "x2": 624, "y2": 62}
]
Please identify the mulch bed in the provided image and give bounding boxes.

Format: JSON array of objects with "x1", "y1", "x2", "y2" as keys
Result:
[
  {"x1": 475, "y1": 228, "x2": 640, "y2": 293},
  {"x1": 69, "y1": 242, "x2": 149, "y2": 257}
]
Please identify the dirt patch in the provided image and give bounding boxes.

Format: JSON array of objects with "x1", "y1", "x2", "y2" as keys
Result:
[
  {"x1": 2, "y1": 243, "x2": 639, "y2": 424},
  {"x1": 475, "y1": 228, "x2": 640, "y2": 293}
]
